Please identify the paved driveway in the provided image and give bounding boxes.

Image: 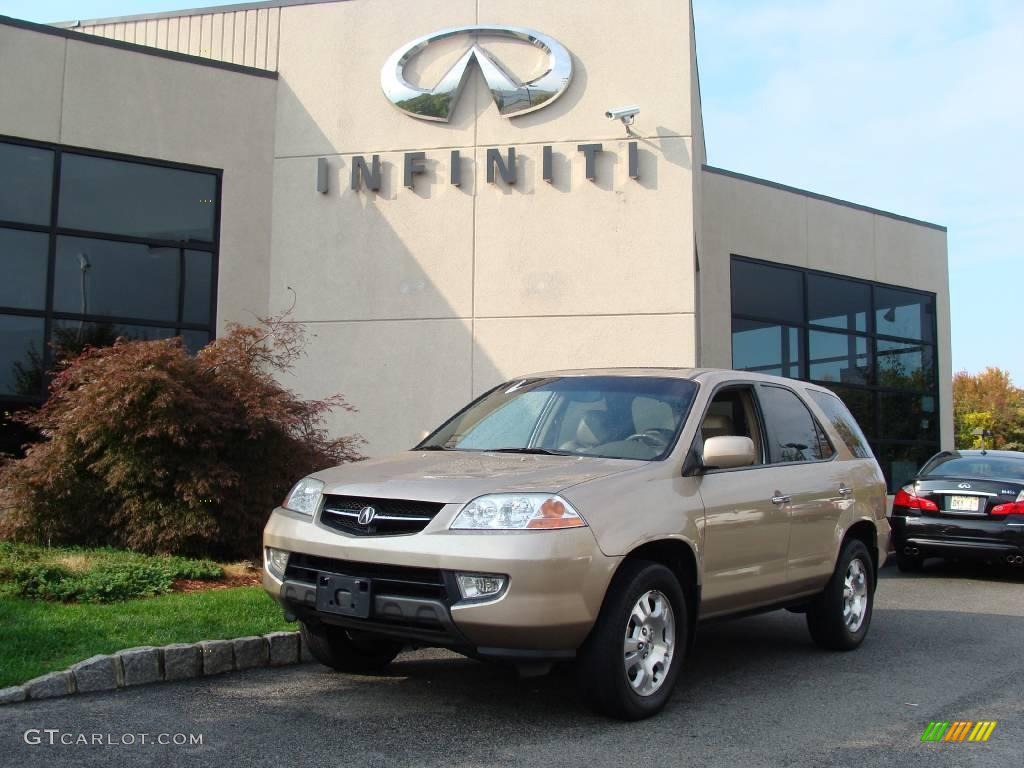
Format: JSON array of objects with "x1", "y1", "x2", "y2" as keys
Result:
[{"x1": 2, "y1": 561, "x2": 1022, "y2": 768}]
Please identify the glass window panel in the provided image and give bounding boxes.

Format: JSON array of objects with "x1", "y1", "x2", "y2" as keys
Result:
[
  {"x1": 757, "y1": 384, "x2": 826, "y2": 462},
  {"x1": 0, "y1": 315, "x2": 45, "y2": 397},
  {"x1": 732, "y1": 319, "x2": 803, "y2": 378},
  {"x1": 874, "y1": 286, "x2": 935, "y2": 342},
  {"x1": 54, "y1": 236, "x2": 180, "y2": 322},
  {"x1": 809, "y1": 330, "x2": 870, "y2": 385},
  {"x1": 807, "y1": 273, "x2": 869, "y2": 332},
  {"x1": 180, "y1": 330, "x2": 211, "y2": 354},
  {"x1": 877, "y1": 340, "x2": 934, "y2": 391},
  {"x1": 823, "y1": 385, "x2": 876, "y2": 439},
  {"x1": 50, "y1": 320, "x2": 174, "y2": 363},
  {"x1": 183, "y1": 250, "x2": 212, "y2": 325},
  {"x1": 58, "y1": 153, "x2": 216, "y2": 242},
  {"x1": 808, "y1": 389, "x2": 873, "y2": 459},
  {"x1": 0, "y1": 228, "x2": 49, "y2": 310},
  {"x1": 731, "y1": 260, "x2": 804, "y2": 324},
  {"x1": 875, "y1": 442, "x2": 940, "y2": 493},
  {"x1": 0, "y1": 142, "x2": 53, "y2": 225},
  {"x1": 879, "y1": 392, "x2": 938, "y2": 442}
]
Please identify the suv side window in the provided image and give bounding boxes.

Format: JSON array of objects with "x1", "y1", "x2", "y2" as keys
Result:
[
  {"x1": 808, "y1": 390, "x2": 873, "y2": 459},
  {"x1": 757, "y1": 385, "x2": 834, "y2": 463},
  {"x1": 696, "y1": 385, "x2": 766, "y2": 466}
]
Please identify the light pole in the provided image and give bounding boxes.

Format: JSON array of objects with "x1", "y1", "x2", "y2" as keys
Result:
[{"x1": 971, "y1": 427, "x2": 993, "y2": 452}]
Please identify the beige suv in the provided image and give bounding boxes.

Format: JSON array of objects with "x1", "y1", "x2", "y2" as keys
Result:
[{"x1": 263, "y1": 369, "x2": 888, "y2": 719}]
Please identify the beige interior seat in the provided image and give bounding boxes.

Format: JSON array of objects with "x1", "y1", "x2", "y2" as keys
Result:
[
  {"x1": 701, "y1": 414, "x2": 734, "y2": 442},
  {"x1": 561, "y1": 410, "x2": 616, "y2": 452}
]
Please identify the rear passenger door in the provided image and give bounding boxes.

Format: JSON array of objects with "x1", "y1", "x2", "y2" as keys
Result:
[{"x1": 755, "y1": 384, "x2": 845, "y2": 593}]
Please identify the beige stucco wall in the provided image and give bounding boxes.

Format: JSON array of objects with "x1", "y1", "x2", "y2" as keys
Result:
[
  {"x1": 0, "y1": 20, "x2": 277, "y2": 334},
  {"x1": 270, "y1": 0, "x2": 701, "y2": 454},
  {"x1": 699, "y1": 168, "x2": 953, "y2": 449}
]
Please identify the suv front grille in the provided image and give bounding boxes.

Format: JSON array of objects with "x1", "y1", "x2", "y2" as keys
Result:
[
  {"x1": 284, "y1": 553, "x2": 449, "y2": 602},
  {"x1": 320, "y1": 495, "x2": 446, "y2": 537}
]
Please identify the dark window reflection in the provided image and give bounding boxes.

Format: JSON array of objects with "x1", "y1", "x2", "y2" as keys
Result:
[
  {"x1": 183, "y1": 250, "x2": 213, "y2": 325},
  {"x1": 0, "y1": 142, "x2": 53, "y2": 226},
  {"x1": 874, "y1": 286, "x2": 934, "y2": 342},
  {"x1": 731, "y1": 260, "x2": 803, "y2": 324},
  {"x1": 59, "y1": 153, "x2": 216, "y2": 242},
  {"x1": 875, "y1": 442, "x2": 938, "y2": 492},
  {"x1": 879, "y1": 392, "x2": 938, "y2": 442},
  {"x1": 0, "y1": 315, "x2": 45, "y2": 397},
  {"x1": 807, "y1": 273, "x2": 869, "y2": 332},
  {"x1": 809, "y1": 330, "x2": 870, "y2": 385},
  {"x1": 54, "y1": 236, "x2": 180, "y2": 322},
  {"x1": 823, "y1": 385, "x2": 876, "y2": 439},
  {"x1": 0, "y1": 228, "x2": 49, "y2": 310},
  {"x1": 758, "y1": 384, "x2": 826, "y2": 462},
  {"x1": 877, "y1": 339, "x2": 934, "y2": 391},
  {"x1": 732, "y1": 319, "x2": 803, "y2": 378},
  {"x1": 180, "y1": 330, "x2": 211, "y2": 354},
  {"x1": 50, "y1": 320, "x2": 175, "y2": 362}
]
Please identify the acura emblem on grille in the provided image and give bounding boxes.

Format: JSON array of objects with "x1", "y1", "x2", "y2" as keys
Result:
[
  {"x1": 357, "y1": 506, "x2": 377, "y2": 525},
  {"x1": 958, "y1": 482, "x2": 972, "y2": 489}
]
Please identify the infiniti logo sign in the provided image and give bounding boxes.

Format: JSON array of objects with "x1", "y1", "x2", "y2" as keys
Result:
[
  {"x1": 958, "y1": 483, "x2": 972, "y2": 489},
  {"x1": 357, "y1": 506, "x2": 377, "y2": 526},
  {"x1": 381, "y1": 25, "x2": 573, "y2": 122}
]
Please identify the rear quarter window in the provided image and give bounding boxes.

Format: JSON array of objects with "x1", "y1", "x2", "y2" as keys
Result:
[
  {"x1": 758, "y1": 384, "x2": 834, "y2": 462},
  {"x1": 808, "y1": 390, "x2": 873, "y2": 459}
]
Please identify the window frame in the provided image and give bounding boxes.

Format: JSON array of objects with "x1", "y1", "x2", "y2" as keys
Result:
[
  {"x1": 0, "y1": 133, "x2": 222, "y2": 404},
  {"x1": 755, "y1": 383, "x2": 838, "y2": 466},
  {"x1": 687, "y1": 381, "x2": 770, "y2": 475}
]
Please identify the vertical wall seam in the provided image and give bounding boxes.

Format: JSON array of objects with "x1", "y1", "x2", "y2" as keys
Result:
[
  {"x1": 58, "y1": 38, "x2": 68, "y2": 143},
  {"x1": 469, "y1": 0, "x2": 480, "y2": 396}
]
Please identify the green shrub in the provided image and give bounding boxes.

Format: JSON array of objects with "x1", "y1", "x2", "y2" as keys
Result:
[{"x1": 0, "y1": 313, "x2": 363, "y2": 559}]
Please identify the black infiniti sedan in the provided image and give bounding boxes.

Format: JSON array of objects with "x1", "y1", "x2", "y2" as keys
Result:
[{"x1": 891, "y1": 449, "x2": 1024, "y2": 572}]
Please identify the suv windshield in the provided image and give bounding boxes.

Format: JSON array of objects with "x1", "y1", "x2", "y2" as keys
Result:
[
  {"x1": 419, "y1": 376, "x2": 699, "y2": 461},
  {"x1": 920, "y1": 454, "x2": 1024, "y2": 481}
]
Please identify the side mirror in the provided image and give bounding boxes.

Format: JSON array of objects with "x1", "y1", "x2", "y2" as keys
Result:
[{"x1": 701, "y1": 436, "x2": 756, "y2": 471}]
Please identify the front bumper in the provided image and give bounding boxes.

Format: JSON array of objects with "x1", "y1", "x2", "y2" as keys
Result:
[
  {"x1": 263, "y1": 506, "x2": 621, "y2": 655},
  {"x1": 891, "y1": 512, "x2": 1024, "y2": 561}
]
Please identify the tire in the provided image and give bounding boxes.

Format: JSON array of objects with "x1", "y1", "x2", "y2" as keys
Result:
[
  {"x1": 895, "y1": 550, "x2": 923, "y2": 573},
  {"x1": 806, "y1": 539, "x2": 874, "y2": 651},
  {"x1": 300, "y1": 622, "x2": 403, "y2": 673},
  {"x1": 576, "y1": 560, "x2": 688, "y2": 720}
]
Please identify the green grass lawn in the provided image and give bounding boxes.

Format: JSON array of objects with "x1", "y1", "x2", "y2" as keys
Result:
[{"x1": 0, "y1": 586, "x2": 293, "y2": 688}]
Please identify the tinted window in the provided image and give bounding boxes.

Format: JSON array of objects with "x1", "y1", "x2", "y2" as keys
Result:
[
  {"x1": 809, "y1": 390, "x2": 873, "y2": 459},
  {"x1": 877, "y1": 443, "x2": 938, "y2": 491},
  {"x1": 809, "y1": 330, "x2": 870, "y2": 385},
  {"x1": 877, "y1": 339, "x2": 934, "y2": 391},
  {"x1": 731, "y1": 260, "x2": 803, "y2": 324},
  {"x1": 59, "y1": 153, "x2": 216, "y2": 242},
  {"x1": 183, "y1": 250, "x2": 213, "y2": 324},
  {"x1": 50, "y1": 320, "x2": 175, "y2": 363},
  {"x1": 879, "y1": 392, "x2": 938, "y2": 442},
  {"x1": 874, "y1": 286, "x2": 934, "y2": 342},
  {"x1": 807, "y1": 274, "x2": 869, "y2": 332},
  {"x1": 732, "y1": 319, "x2": 802, "y2": 378},
  {"x1": 54, "y1": 237, "x2": 180, "y2": 322},
  {"x1": 0, "y1": 142, "x2": 53, "y2": 225},
  {"x1": 920, "y1": 454, "x2": 1024, "y2": 481},
  {"x1": 0, "y1": 228, "x2": 49, "y2": 310},
  {"x1": 758, "y1": 385, "x2": 828, "y2": 463},
  {"x1": 0, "y1": 315, "x2": 45, "y2": 397}
]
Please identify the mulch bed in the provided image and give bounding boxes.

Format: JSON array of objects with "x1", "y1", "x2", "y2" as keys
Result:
[{"x1": 172, "y1": 571, "x2": 262, "y2": 593}]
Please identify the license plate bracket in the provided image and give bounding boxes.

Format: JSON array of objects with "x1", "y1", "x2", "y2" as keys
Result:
[
  {"x1": 316, "y1": 573, "x2": 372, "y2": 618},
  {"x1": 949, "y1": 495, "x2": 980, "y2": 513}
]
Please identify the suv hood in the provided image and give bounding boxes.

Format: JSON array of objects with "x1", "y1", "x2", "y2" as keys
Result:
[{"x1": 310, "y1": 451, "x2": 640, "y2": 504}]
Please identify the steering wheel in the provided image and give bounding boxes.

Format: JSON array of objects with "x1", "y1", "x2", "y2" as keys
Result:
[{"x1": 625, "y1": 428, "x2": 672, "y2": 448}]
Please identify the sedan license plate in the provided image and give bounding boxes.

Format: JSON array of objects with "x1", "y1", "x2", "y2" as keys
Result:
[
  {"x1": 949, "y1": 495, "x2": 980, "y2": 513},
  {"x1": 316, "y1": 573, "x2": 372, "y2": 618}
]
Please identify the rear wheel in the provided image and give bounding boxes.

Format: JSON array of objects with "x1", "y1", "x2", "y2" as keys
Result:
[
  {"x1": 576, "y1": 560, "x2": 688, "y2": 720},
  {"x1": 806, "y1": 539, "x2": 874, "y2": 651},
  {"x1": 300, "y1": 622, "x2": 403, "y2": 673}
]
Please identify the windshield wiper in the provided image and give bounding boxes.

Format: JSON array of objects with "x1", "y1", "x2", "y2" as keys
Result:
[{"x1": 490, "y1": 447, "x2": 574, "y2": 456}]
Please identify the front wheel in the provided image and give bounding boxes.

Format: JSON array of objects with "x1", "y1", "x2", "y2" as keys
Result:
[
  {"x1": 575, "y1": 560, "x2": 688, "y2": 720},
  {"x1": 806, "y1": 539, "x2": 874, "y2": 651},
  {"x1": 300, "y1": 622, "x2": 403, "y2": 673}
]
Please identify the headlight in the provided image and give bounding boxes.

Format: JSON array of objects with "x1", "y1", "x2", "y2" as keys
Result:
[
  {"x1": 450, "y1": 493, "x2": 586, "y2": 530},
  {"x1": 283, "y1": 477, "x2": 324, "y2": 516}
]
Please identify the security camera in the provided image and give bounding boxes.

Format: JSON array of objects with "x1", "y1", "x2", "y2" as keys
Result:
[{"x1": 605, "y1": 105, "x2": 640, "y2": 121}]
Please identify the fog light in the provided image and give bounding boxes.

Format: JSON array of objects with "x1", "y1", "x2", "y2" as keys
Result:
[
  {"x1": 265, "y1": 547, "x2": 289, "y2": 580},
  {"x1": 455, "y1": 573, "x2": 507, "y2": 600}
]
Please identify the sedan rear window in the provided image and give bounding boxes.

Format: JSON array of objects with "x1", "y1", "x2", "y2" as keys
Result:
[
  {"x1": 419, "y1": 376, "x2": 698, "y2": 461},
  {"x1": 920, "y1": 454, "x2": 1024, "y2": 481}
]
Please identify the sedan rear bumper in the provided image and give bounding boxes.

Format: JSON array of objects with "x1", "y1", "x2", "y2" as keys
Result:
[{"x1": 891, "y1": 513, "x2": 1024, "y2": 561}]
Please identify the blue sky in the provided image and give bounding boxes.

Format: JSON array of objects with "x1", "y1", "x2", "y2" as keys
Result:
[{"x1": 4, "y1": 1, "x2": 1021, "y2": 382}]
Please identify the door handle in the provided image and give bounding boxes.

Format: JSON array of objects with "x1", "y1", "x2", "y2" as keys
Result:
[
  {"x1": 771, "y1": 494, "x2": 791, "y2": 505},
  {"x1": 838, "y1": 485, "x2": 854, "y2": 497}
]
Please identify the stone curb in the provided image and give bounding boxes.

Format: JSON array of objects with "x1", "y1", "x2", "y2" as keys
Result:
[{"x1": 1, "y1": 630, "x2": 312, "y2": 706}]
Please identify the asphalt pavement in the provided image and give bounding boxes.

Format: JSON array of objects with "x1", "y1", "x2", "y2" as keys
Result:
[{"x1": 2, "y1": 559, "x2": 1022, "y2": 768}]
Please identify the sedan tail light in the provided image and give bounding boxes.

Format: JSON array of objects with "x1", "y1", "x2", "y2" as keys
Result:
[
  {"x1": 991, "y1": 501, "x2": 1024, "y2": 516},
  {"x1": 894, "y1": 486, "x2": 938, "y2": 512}
]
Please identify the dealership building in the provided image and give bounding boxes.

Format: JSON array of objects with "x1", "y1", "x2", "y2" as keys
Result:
[{"x1": 0, "y1": 0, "x2": 950, "y2": 490}]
